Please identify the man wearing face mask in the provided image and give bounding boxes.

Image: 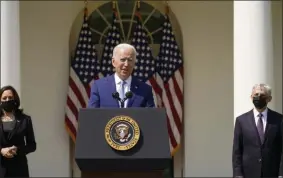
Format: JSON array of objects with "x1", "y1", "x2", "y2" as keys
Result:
[{"x1": 232, "y1": 84, "x2": 283, "y2": 178}]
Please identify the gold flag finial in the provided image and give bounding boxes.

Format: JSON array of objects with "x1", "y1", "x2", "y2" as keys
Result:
[
  {"x1": 112, "y1": 1, "x2": 116, "y2": 10},
  {"x1": 84, "y1": 0, "x2": 88, "y2": 16},
  {"x1": 165, "y1": 1, "x2": 169, "y2": 15},
  {"x1": 137, "y1": 1, "x2": 140, "y2": 10}
]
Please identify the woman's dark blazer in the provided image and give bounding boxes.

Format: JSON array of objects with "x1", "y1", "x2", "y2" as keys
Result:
[{"x1": 0, "y1": 113, "x2": 36, "y2": 177}]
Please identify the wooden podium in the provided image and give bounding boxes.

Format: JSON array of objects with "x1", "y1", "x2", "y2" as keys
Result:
[{"x1": 75, "y1": 108, "x2": 171, "y2": 178}]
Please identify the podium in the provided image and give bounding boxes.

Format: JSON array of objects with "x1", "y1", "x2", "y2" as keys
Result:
[{"x1": 74, "y1": 108, "x2": 171, "y2": 178}]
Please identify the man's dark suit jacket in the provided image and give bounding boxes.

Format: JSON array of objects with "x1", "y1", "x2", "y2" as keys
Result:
[
  {"x1": 0, "y1": 113, "x2": 36, "y2": 177},
  {"x1": 232, "y1": 108, "x2": 283, "y2": 178},
  {"x1": 88, "y1": 74, "x2": 155, "y2": 108}
]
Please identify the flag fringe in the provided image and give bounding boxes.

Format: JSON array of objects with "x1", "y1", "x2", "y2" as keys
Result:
[
  {"x1": 65, "y1": 123, "x2": 76, "y2": 143},
  {"x1": 171, "y1": 144, "x2": 180, "y2": 156}
]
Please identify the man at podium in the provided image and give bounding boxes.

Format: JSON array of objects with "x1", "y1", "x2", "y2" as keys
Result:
[
  {"x1": 82, "y1": 43, "x2": 173, "y2": 178},
  {"x1": 88, "y1": 43, "x2": 155, "y2": 108}
]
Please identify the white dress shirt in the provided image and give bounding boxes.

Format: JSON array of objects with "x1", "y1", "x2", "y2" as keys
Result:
[
  {"x1": 114, "y1": 73, "x2": 132, "y2": 108},
  {"x1": 253, "y1": 108, "x2": 268, "y2": 132}
]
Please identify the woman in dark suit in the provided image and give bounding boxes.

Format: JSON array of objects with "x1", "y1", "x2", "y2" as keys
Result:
[{"x1": 0, "y1": 85, "x2": 36, "y2": 177}]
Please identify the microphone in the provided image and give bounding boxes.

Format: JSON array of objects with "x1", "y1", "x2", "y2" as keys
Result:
[
  {"x1": 120, "y1": 91, "x2": 133, "y2": 108},
  {"x1": 112, "y1": 92, "x2": 121, "y2": 102},
  {"x1": 124, "y1": 91, "x2": 133, "y2": 99}
]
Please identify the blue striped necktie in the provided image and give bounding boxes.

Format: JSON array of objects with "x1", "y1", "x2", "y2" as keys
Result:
[{"x1": 120, "y1": 81, "x2": 126, "y2": 108}]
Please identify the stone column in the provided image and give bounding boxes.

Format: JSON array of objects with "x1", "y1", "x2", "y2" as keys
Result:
[
  {"x1": 234, "y1": 1, "x2": 274, "y2": 119},
  {"x1": 1, "y1": 1, "x2": 21, "y2": 95}
]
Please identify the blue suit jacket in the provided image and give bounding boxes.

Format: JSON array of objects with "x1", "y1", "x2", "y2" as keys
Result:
[{"x1": 88, "y1": 74, "x2": 155, "y2": 108}]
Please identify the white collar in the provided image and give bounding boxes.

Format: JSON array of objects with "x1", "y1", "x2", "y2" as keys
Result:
[
  {"x1": 114, "y1": 73, "x2": 132, "y2": 85},
  {"x1": 253, "y1": 107, "x2": 268, "y2": 119}
]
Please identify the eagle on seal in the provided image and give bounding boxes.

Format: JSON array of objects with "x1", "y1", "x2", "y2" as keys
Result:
[{"x1": 114, "y1": 123, "x2": 131, "y2": 142}]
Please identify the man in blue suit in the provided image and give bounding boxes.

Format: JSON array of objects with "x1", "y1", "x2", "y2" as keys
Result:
[{"x1": 88, "y1": 43, "x2": 155, "y2": 108}]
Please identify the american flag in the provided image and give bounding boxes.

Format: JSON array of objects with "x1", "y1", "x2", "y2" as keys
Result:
[
  {"x1": 156, "y1": 15, "x2": 184, "y2": 155},
  {"x1": 130, "y1": 11, "x2": 162, "y2": 105},
  {"x1": 65, "y1": 8, "x2": 100, "y2": 141},
  {"x1": 100, "y1": 11, "x2": 121, "y2": 77}
]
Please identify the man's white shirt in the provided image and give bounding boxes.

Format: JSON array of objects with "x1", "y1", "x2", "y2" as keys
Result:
[
  {"x1": 253, "y1": 107, "x2": 268, "y2": 132},
  {"x1": 114, "y1": 73, "x2": 132, "y2": 108}
]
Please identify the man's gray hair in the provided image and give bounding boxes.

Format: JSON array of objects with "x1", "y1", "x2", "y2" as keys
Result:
[
  {"x1": 112, "y1": 43, "x2": 137, "y2": 59},
  {"x1": 252, "y1": 83, "x2": 272, "y2": 96}
]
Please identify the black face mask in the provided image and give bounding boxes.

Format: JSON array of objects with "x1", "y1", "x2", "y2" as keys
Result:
[
  {"x1": 253, "y1": 96, "x2": 267, "y2": 110},
  {"x1": 0, "y1": 100, "x2": 17, "y2": 112}
]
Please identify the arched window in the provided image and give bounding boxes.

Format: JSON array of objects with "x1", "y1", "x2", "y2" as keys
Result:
[{"x1": 87, "y1": 1, "x2": 166, "y2": 59}]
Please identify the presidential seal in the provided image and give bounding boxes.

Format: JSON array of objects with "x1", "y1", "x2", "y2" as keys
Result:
[{"x1": 105, "y1": 115, "x2": 140, "y2": 151}]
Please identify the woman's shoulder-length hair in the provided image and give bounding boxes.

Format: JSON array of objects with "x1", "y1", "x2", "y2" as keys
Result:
[{"x1": 0, "y1": 85, "x2": 24, "y2": 117}]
